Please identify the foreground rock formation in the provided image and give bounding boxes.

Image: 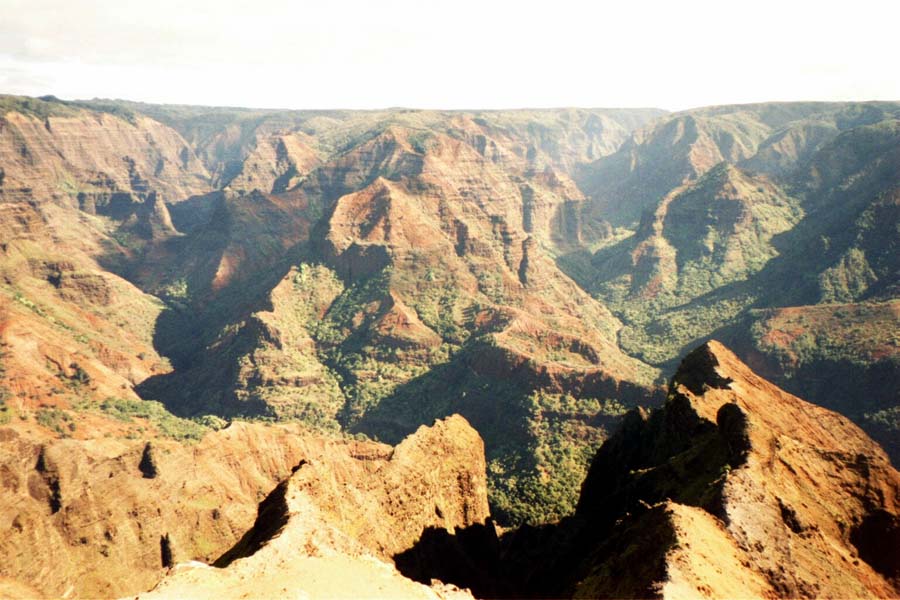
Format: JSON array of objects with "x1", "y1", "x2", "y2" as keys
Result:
[
  {"x1": 0, "y1": 416, "x2": 488, "y2": 599},
  {"x1": 135, "y1": 415, "x2": 486, "y2": 599},
  {"x1": 488, "y1": 341, "x2": 900, "y2": 598},
  {"x1": 0, "y1": 422, "x2": 317, "y2": 598}
]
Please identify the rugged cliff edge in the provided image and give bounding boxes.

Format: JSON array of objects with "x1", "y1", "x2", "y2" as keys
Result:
[
  {"x1": 134, "y1": 414, "x2": 487, "y2": 599},
  {"x1": 0, "y1": 415, "x2": 489, "y2": 599},
  {"x1": 0, "y1": 99, "x2": 210, "y2": 205}
]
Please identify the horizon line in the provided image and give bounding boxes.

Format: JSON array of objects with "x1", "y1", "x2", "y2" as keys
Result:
[{"x1": 5, "y1": 92, "x2": 900, "y2": 115}]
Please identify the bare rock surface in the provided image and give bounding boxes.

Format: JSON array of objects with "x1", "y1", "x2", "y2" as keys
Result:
[
  {"x1": 0, "y1": 416, "x2": 488, "y2": 599},
  {"x1": 131, "y1": 415, "x2": 486, "y2": 599}
]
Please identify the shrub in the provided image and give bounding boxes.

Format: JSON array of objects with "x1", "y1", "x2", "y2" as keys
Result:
[
  {"x1": 98, "y1": 397, "x2": 210, "y2": 441},
  {"x1": 35, "y1": 408, "x2": 72, "y2": 435}
]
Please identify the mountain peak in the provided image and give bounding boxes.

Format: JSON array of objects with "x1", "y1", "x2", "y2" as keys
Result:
[{"x1": 669, "y1": 340, "x2": 736, "y2": 396}]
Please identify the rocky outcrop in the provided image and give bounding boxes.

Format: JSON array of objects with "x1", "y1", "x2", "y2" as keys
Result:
[
  {"x1": 359, "y1": 341, "x2": 899, "y2": 599},
  {"x1": 224, "y1": 131, "x2": 321, "y2": 194},
  {"x1": 730, "y1": 300, "x2": 900, "y2": 464},
  {"x1": 0, "y1": 196, "x2": 173, "y2": 417},
  {"x1": 0, "y1": 422, "x2": 322, "y2": 597},
  {"x1": 131, "y1": 415, "x2": 488, "y2": 599},
  {"x1": 372, "y1": 292, "x2": 444, "y2": 350},
  {"x1": 566, "y1": 341, "x2": 900, "y2": 598},
  {"x1": 0, "y1": 416, "x2": 489, "y2": 599}
]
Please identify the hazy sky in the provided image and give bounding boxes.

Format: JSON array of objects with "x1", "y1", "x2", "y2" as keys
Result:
[{"x1": 1, "y1": 0, "x2": 898, "y2": 110}]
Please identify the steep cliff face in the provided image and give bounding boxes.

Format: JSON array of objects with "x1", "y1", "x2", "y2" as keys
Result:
[
  {"x1": 0, "y1": 199, "x2": 171, "y2": 423},
  {"x1": 331, "y1": 341, "x2": 899, "y2": 600},
  {"x1": 0, "y1": 422, "x2": 331, "y2": 598},
  {"x1": 223, "y1": 130, "x2": 321, "y2": 194},
  {"x1": 569, "y1": 341, "x2": 900, "y2": 598},
  {"x1": 0, "y1": 97, "x2": 210, "y2": 205},
  {"x1": 731, "y1": 300, "x2": 900, "y2": 463}
]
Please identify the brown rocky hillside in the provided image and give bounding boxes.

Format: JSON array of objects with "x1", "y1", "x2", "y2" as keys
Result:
[
  {"x1": 571, "y1": 341, "x2": 899, "y2": 598},
  {"x1": 0, "y1": 97, "x2": 209, "y2": 205},
  {"x1": 0, "y1": 416, "x2": 488, "y2": 599}
]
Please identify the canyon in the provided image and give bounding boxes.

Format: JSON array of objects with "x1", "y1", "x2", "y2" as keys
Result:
[{"x1": 0, "y1": 94, "x2": 898, "y2": 597}]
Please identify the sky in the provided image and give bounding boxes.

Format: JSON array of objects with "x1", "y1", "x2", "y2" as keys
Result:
[{"x1": 1, "y1": 0, "x2": 898, "y2": 111}]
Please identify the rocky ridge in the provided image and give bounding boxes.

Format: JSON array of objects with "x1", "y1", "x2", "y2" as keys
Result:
[
  {"x1": 135, "y1": 415, "x2": 487, "y2": 600},
  {"x1": 484, "y1": 341, "x2": 900, "y2": 598},
  {"x1": 0, "y1": 415, "x2": 488, "y2": 599},
  {"x1": 127, "y1": 343, "x2": 900, "y2": 598}
]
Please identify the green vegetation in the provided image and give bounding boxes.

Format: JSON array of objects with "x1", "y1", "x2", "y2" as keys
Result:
[
  {"x1": 0, "y1": 395, "x2": 10, "y2": 425},
  {"x1": 305, "y1": 264, "x2": 451, "y2": 426},
  {"x1": 70, "y1": 363, "x2": 91, "y2": 388},
  {"x1": 0, "y1": 94, "x2": 78, "y2": 119},
  {"x1": 13, "y1": 292, "x2": 49, "y2": 318},
  {"x1": 353, "y1": 342, "x2": 629, "y2": 525},
  {"x1": 819, "y1": 249, "x2": 877, "y2": 302},
  {"x1": 476, "y1": 271, "x2": 507, "y2": 304},
  {"x1": 10, "y1": 290, "x2": 77, "y2": 333},
  {"x1": 159, "y1": 278, "x2": 191, "y2": 303},
  {"x1": 0, "y1": 346, "x2": 9, "y2": 425},
  {"x1": 35, "y1": 407, "x2": 76, "y2": 435},
  {"x1": 750, "y1": 301, "x2": 900, "y2": 369},
  {"x1": 407, "y1": 129, "x2": 436, "y2": 154},
  {"x1": 96, "y1": 397, "x2": 211, "y2": 441},
  {"x1": 110, "y1": 229, "x2": 144, "y2": 252},
  {"x1": 583, "y1": 171, "x2": 804, "y2": 365},
  {"x1": 68, "y1": 100, "x2": 140, "y2": 125},
  {"x1": 865, "y1": 406, "x2": 900, "y2": 430},
  {"x1": 488, "y1": 392, "x2": 625, "y2": 524},
  {"x1": 404, "y1": 255, "x2": 470, "y2": 344},
  {"x1": 0, "y1": 383, "x2": 10, "y2": 426},
  {"x1": 313, "y1": 265, "x2": 393, "y2": 347},
  {"x1": 0, "y1": 95, "x2": 141, "y2": 124}
]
